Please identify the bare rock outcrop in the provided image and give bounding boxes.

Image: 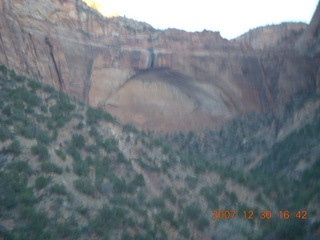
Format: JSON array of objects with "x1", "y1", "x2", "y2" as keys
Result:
[
  {"x1": 0, "y1": 0, "x2": 319, "y2": 131},
  {"x1": 295, "y1": 1, "x2": 320, "y2": 56},
  {"x1": 234, "y1": 22, "x2": 307, "y2": 50}
]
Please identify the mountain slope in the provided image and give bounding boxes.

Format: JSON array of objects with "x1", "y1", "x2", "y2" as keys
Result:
[{"x1": 0, "y1": 66, "x2": 319, "y2": 239}]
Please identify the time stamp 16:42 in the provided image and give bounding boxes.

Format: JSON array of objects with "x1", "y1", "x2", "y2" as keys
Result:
[{"x1": 212, "y1": 210, "x2": 308, "y2": 220}]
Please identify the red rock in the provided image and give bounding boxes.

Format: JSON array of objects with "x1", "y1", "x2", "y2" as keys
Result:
[{"x1": 0, "y1": 0, "x2": 319, "y2": 131}]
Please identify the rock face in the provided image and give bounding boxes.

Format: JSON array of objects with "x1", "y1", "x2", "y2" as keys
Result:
[
  {"x1": 0, "y1": 0, "x2": 319, "y2": 131},
  {"x1": 234, "y1": 22, "x2": 307, "y2": 50},
  {"x1": 295, "y1": 2, "x2": 320, "y2": 56}
]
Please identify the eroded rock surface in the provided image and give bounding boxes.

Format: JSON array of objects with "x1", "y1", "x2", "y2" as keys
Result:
[{"x1": 0, "y1": 0, "x2": 319, "y2": 131}]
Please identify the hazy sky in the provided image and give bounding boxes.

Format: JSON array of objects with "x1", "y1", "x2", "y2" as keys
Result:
[{"x1": 86, "y1": 0, "x2": 319, "y2": 39}]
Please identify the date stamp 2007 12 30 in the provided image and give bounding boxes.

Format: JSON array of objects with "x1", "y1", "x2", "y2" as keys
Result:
[{"x1": 211, "y1": 210, "x2": 308, "y2": 220}]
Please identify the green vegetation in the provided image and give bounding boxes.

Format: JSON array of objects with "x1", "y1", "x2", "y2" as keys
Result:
[
  {"x1": 179, "y1": 225, "x2": 190, "y2": 238},
  {"x1": 149, "y1": 197, "x2": 165, "y2": 209},
  {"x1": 31, "y1": 143, "x2": 50, "y2": 161},
  {"x1": 49, "y1": 92, "x2": 75, "y2": 128},
  {"x1": 0, "y1": 126, "x2": 12, "y2": 141},
  {"x1": 9, "y1": 86, "x2": 42, "y2": 107},
  {"x1": 73, "y1": 159, "x2": 90, "y2": 176},
  {"x1": 8, "y1": 160, "x2": 31, "y2": 173},
  {"x1": 185, "y1": 175, "x2": 198, "y2": 189},
  {"x1": 35, "y1": 176, "x2": 52, "y2": 190},
  {"x1": 90, "y1": 204, "x2": 132, "y2": 237},
  {"x1": 163, "y1": 187, "x2": 176, "y2": 204},
  {"x1": 50, "y1": 184, "x2": 67, "y2": 195},
  {"x1": 18, "y1": 121, "x2": 38, "y2": 139},
  {"x1": 196, "y1": 217, "x2": 210, "y2": 231},
  {"x1": 183, "y1": 203, "x2": 201, "y2": 221},
  {"x1": 74, "y1": 177, "x2": 95, "y2": 196},
  {"x1": 41, "y1": 162, "x2": 63, "y2": 174},
  {"x1": 86, "y1": 106, "x2": 114, "y2": 125},
  {"x1": 55, "y1": 148, "x2": 66, "y2": 160},
  {"x1": 122, "y1": 123, "x2": 139, "y2": 133},
  {"x1": 3, "y1": 139, "x2": 21, "y2": 156},
  {"x1": 71, "y1": 133, "x2": 85, "y2": 149},
  {"x1": 132, "y1": 174, "x2": 145, "y2": 187},
  {"x1": 200, "y1": 186, "x2": 220, "y2": 208},
  {"x1": 36, "y1": 129, "x2": 52, "y2": 145},
  {"x1": 103, "y1": 138, "x2": 118, "y2": 152},
  {"x1": 0, "y1": 65, "x2": 319, "y2": 239}
]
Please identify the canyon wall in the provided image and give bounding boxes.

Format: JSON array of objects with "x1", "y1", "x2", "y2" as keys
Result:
[{"x1": 0, "y1": 0, "x2": 319, "y2": 131}]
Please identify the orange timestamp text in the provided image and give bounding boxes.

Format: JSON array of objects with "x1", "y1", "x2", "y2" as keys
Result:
[{"x1": 211, "y1": 210, "x2": 308, "y2": 220}]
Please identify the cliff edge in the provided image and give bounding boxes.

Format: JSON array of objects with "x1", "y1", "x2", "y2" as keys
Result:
[{"x1": 0, "y1": 0, "x2": 318, "y2": 131}]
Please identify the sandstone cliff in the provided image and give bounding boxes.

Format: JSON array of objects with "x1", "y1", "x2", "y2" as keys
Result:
[
  {"x1": 234, "y1": 22, "x2": 307, "y2": 50},
  {"x1": 0, "y1": 0, "x2": 319, "y2": 131}
]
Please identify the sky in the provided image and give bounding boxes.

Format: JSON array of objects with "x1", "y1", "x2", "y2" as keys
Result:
[{"x1": 83, "y1": 0, "x2": 319, "y2": 39}]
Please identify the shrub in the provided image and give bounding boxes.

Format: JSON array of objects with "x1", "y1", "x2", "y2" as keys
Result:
[
  {"x1": 71, "y1": 134, "x2": 85, "y2": 149},
  {"x1": 50, "y1": 184, "x2": 67, "y2": 195},
  {"x1": 121, "y1": 231, "x2": 133, "y2": 240},
  {"x1": 43, "y1": 85, "x2": 55, "y2": 93},
  {"x1": 227, "y1": 191, "x2": 238, "y2": 205},
  {"x1": 155, "y1": 210, "x2": 175, "y2": 224},
  {"x1": 17, "y1": 188, "x2": 36, "y2": 205},
  {"x1": 67, "y1": 145, "x2": 82, "y2": 161},
  {"x1": 111, "y1": 177, "x2": 128, "y2": 194},
  {"x1": 0, "y1": 126, "x2": 12, "y2": 141},
  {"x1": 41, "y1": 162, "x2": 63, "y2": 174},
  {"x1": 74, "y1": 178, "x2": 95, "y2": 196},
  {"x1": 49, "y1": 95, "x2": 75, "y2": 127},
  {"x1": 163, "y1": 187, "x2": 176, "y2": 204},
  {"x1": 8, "y1": 160, "x2": 31, "y2": 173},
  {"x1": 90, "y1": 204, "x2": 128, "y2": 235},
  {"x1": 117, "y1": 152, "x2": 128, "y2": 164},
  {"x1": 76, "y1": 205, "x2": 89, "y2": 216},
  {"x1": 2, "y1": 105, "x2": 12, "y2": 116},
  {"x1": 185, "y1": 176, "x2": 198, "y2": 189},
  {"x1": 9, "y1": 87, "x2": 41, "y2": 106},
  {"x1": 18, "y1": 207, "x2": 51, "y2": 238},
  {"x1": 0, "y1": 172, "x2": 22, "y2": 209},
  {"x1": 40, "y1": 105, "x2": 48, "y2": 113},
  {"x1": 75, "y1": 122, "x2": 84, "y2": 130},
  {"x1": 184, "y1": 204, "x2": 201, "y2": 221},
  {"x1": 85, "y1": 155, "x2": 94, "y2": 165},
  {"x1": 196, "y1": 217, "x2": 210, "y2": 231},
  {"x1": 94, "y1": 157, "x2": 110, "y2": 191},
  {"x1": 3, "y1": 139, "x2": 21, "y2": 156},
  {"x1": 73, "y1": 160, "x2": 90, "y2": 177},
  {"x1": 35, "y1": 176, "x2": 51, "y2": 190},
  {"x1": 149, "y1": 197, "x2": 165, "y2": 209},
  {"x1": 179, "y1": 225, "x2": 190, "y2": 238},
  {"x1": 132, "y1": 174, "x2": 145, "y2": 187},
  {"x1": 122, "y1": 124, "x2": 139, "y2": 133},
  {"x1": 103, "y1": 138, "x2": 118, "y2": 152},
  {"x1": 200, "y1": 186, "x2": 219, "y2": 208},
  {"x1": 27, "y1": 80, "x2": 42, "y2": 91},
  {"x1": 55, "y1": 149, "x2": 66, "y2": 160},
  {"x1": 85, "y1": 144, "x2": 100, "y2": 155},
  {"x1": 36, "y1": 130, "x2": 51, "y2": 145},
  {"x1": 11, "y1": 108, "x2": 25, "y2": 122},
  {"x1": 54, "y1": 215, "x2": 80, "y2": 239},
  {"x1": 31, "y1": 144, "x2": 50, "y2": 161},
  {"x1": 18, "y1": 122, "x2": 38, "y2": 139},
  {"x1": 86, "y1": 107, "x2": 114, "y2": 125},
  {"x1": 0, "y1": 65, "x2": 7, "y2": 75}
]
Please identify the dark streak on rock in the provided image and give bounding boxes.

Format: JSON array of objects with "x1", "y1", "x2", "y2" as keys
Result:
[{"x1": 45, "y1": 36, "x2": 65, "y2": 91}]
